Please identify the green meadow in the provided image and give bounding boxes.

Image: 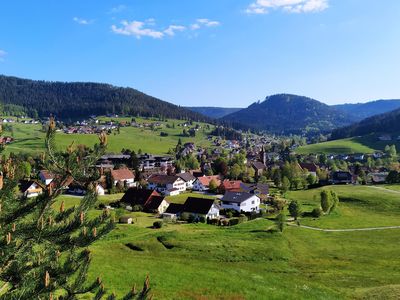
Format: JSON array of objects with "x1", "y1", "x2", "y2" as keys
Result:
[
  {"x1": 296, "y1": 134, "x2": 400, "y2": 154},
  {"x1": 2, "y1": 118, "x2": 214, "y2": 155},
  {"x1": 53, "y1": 184, "x2": 400, "y2": 299}
]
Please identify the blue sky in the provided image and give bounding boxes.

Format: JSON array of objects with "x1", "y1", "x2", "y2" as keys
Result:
[{"x1": 0, "y1": 0, "x2": 400, "y2": 107}]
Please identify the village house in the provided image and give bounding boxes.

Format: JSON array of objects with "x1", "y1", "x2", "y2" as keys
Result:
[
  {"x1": 177, "y1": 172, "x2": 197, "y2": 189},
  {"x1": 219, "y1": 180, "x2": 243, "y2": 193},
  {"x1": 19, "y1": 180, "x2": 45, "y2": 198},
  {"x1": 111, "y1": 168, "x2": 135, "y2": 187},
  {"x1": 163, "y1": 203, "x2": 185, "y2": 221},
  {"x1": 331, "y1": 171, "x2": 353, "y2": 184},
  {"x1": 39, "y1": 170, "x2": 54, "y2": 186},
  {"x1": 192, "y1": 175, "x2": 221, "y2": 192},
  {"x1": 241, "y1": 183, "x2": 269, "y2": 199},
  {"x1": 368, "y1": 172, "x2": 388, "y2": 184},
  {"x1": 221, "y1": 191, "x2": 260, "y2": 213},
  {"x1": 181, "y1": 197, "x2": 220, "y2": 220},
  {"x1": 120, "y1": 188, "x2": 169, "y2": 213},
  {"x1": 299, "y1": 163, "x2": 318, "y2": 177},
  {"x1": 147, "y1": 175, "x2": 186, "y2": 195},
  {"x1": 251, "y1": 161, "x2": 267, "y2": 177}
]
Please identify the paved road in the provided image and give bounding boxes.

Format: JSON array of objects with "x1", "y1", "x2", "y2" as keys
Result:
[{"x1": 288, "y1": 223, "x2": 400, "y2": 232}]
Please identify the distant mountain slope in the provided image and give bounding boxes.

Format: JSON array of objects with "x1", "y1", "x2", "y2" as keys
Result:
[
  {"x1": 0, "y1": 75, "x2": 209, "y2": 122},
  {"x1": 334, "y1": 99, "x2": 400, "y2": 120},
  {"x1": 186, "y1": 107, "x2": 243, "y2": 119},
  {"x1": 221, "y1": 94, "x2": 352, "y2": 135},
  {"x1": 331, "y1": 108, "x2": 400, "y2": 139}
]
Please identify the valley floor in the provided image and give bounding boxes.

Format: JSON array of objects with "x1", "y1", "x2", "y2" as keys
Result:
[{"x1": 57, "y1": 184, "x2": 400, "y2": 299}]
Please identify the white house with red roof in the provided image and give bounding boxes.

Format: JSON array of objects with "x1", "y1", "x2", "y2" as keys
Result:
[{"x1": 111, "y1": 168, "x2": 135, "y2": 187}]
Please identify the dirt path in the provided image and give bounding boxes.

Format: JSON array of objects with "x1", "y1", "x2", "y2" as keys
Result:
[{"x1": 288, "y1": 223, "x2": 400, "y2": 232}]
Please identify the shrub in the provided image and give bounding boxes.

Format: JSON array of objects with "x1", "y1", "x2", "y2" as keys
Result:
[
  {"x1": 311, "y1": 207, "x2": 322, "y2": 218},
  {"x1": 198, "y1": 216, "x2": 206, "y2": 223},
  {"x1": 209, "y1": 218, "x2": 219, "y2": 226},
  {"x1": 226, "y1": 211, "x2": 233, "y2": 218},
  {"x1": 188, "y1": 214, "x2": 196, "y2": 223},
  {"x1": 132, "y1": 205, "x2": 143, "y2": 212},
  {"x1": 229, "y1": 218, "x2": 239, "y2": 226},
  {"x1": 238, "y1": 214, "x2": 248, "y2": 223},
  {"x1": 153, "y1": 221, "x2": 163, "y2": 229}
]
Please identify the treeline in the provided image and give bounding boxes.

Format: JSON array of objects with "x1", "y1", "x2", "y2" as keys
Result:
[
  {"x1": 210, "y1": 126, "x2": 243, "y2": 140},
  {"x1": 0, "y1": 75, "x2": 211, "y2": 122},
  {"x1": 0, "y1": 103, "x2": 34, "y2": 117}
]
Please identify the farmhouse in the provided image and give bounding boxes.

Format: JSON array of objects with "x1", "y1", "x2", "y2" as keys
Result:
[
  {"x1": 182, "y1": 197, "x2": 220, "y2": 220},
  {"x1": 221, "y1": 192, "x2": 260, "y2": 213},
  {"x1": 147, "y1": 175, "x2": 186, "y2": 195},
  {"x1": 120, "y1": 188, "x2": 168, "y2": 213},
  {"x1": 111, "y1": 168, "x2": 135, "y2": 187}
]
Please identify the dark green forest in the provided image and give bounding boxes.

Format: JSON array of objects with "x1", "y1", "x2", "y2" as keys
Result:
[
  {"x1": 331, "y1": 108, "x2": 400, "y2": 139},
  {"x1": 221, "y1": 94, "x2": 353, "y2": 135},
  {"x1": 0, "y1": 75, "x2": 211, "y2": 122}
]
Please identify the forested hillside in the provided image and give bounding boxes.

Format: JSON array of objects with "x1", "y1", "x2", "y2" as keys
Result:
[
  {"x1": 331, "y1": 108, "x2": 400, "y2": 139},
  {"x1": 221, "y1": 94, "x2": 352, "y2": 135},
  {"x1": 0, "y1": 75, "x2": 210, "y2": 121},
  {"x1": 334, "y1": 99, "x2": 400, "y2": 120}
]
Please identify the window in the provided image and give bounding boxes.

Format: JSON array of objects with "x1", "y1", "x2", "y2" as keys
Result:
[{"x1": 252, "y1": 200, "x2": 255, "y2": 204}]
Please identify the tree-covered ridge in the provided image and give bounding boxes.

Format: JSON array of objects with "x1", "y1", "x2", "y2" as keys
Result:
[
  {"x1": 331, "y1": 107, "x2": 400, "y2": 139},
  {"x1": 0, "y1": 75, "x2": 210, "y2": 122},
  {"x1": 334, "y1": 99, "x2": 400, "y2": 121},
  {"x1": 221, "y1": 94, "x2": 353, "y2": 135}
]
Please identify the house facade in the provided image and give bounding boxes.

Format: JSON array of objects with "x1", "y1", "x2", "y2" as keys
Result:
[
  {"x1": 221, "y1": 192, "x2": 260, "y2": 212},
  {"x1": 192, "y1": 175, "x2": 221, "y2": 191},
  {"x1": 147, "y1": 175, "x2": 186, "y2": 194}
]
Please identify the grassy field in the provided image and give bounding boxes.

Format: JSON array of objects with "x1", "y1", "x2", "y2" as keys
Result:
[
  {"x1": 296, "y1": 134, "x2": 400, "y2": 154},
  {"x1": 51, "y1": 185, "x2": 400, "y2": 299},
  {"x1": 2, "y1": 117, "x2": 214, "y2": 155}
]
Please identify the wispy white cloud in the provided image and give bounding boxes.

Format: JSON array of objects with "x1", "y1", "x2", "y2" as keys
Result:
[
  {"x1": 191, "y1": 18, "x2": 221, "y2": 30},
  {"x1": 109, "y1": 4, "x2": 127, "y2": 14},
  {"x1": 73, "y1": 17, "x2": 94, "y2": 25},
  {"x1": 0, "y1": 49, "x2": 7, "y2": 62},
  {"x1": 246, "y1": 0, "x2": 329, "y2": 14},
  {"x1": 164, "y1": 25, "x2": 186, "y2": 36},
  {"x1": 112, "y1": 18, "x2": 220, "y2": 39},
  {"x1": 111, "y1": 20, "x2": 164, "y2": 39}
]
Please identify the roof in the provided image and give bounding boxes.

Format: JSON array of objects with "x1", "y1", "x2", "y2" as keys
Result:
[
  {"x1": 221, "y1": 180, "x2": 243, "y2": 192},
  {"x1": 177, "y1": 172, "x2": 196, "y2": 182},
  {"x1": 19, "y1": 180, "x2": 44, "y2": 193},
  {"x1": 221, "y1": 191, "x2": 254, "y2": 203},
  {"x1": 183, "y1": 197, "x2": 216, "y2": 215},
  {"x1": 299, "y1": 163, "x2": 318, "y2": 173},
  {"x1": 196, "y1": 175, "x2": 221, "y2": 187},
  {"x1": 241, "y1": 183, "x2": 269, "y2": 194},
  {"x1": 145, "y1": 195, "x2": 167, "y2": 210},
  {"x1": 111, "y1": 168, "x2": 135, "y2": 181},
  {"x1": 120, "y1": 188, "x2": 160, "y2": 206},
  {"x1": 148, "y1": 175, "x2": 180, "y2": 185},
  {"x1": 39, "y1": 170, "x2": 54, "y2": 180},
  {"x1": 252, "y1": 161, "x2": 266, "y2": 170},
  {"x1": 165, "y1": 203, "x2": 185, "y2": 214}
]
